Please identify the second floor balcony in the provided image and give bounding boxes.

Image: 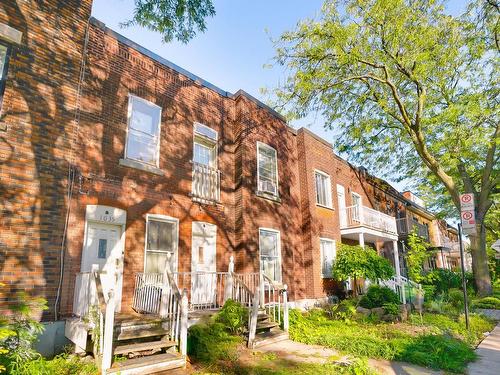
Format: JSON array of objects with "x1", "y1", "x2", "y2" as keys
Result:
[
  {"x1": 191, "y1": 162, "x2": 220, "y2": 203},
  {"x1": 340, "y1": 205, "x2": 398, "y2": 236},
  {"x1": 396, "y1": 218, "x2": 430, "y2": 242}
]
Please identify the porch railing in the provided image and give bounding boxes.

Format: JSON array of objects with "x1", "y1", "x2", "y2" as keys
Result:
[
  {"x1": 396, "y1": 218, "x2": 430, "y2": 241},
  {"x1": 192, "y1": 162, "x2": 220, "y2": 203},
  {"x1": 380, "y1": 275, "x2": 422, "y2": 305},
  {"x1": 341, "y1": 205, "x2": 397, "y2": 235}
]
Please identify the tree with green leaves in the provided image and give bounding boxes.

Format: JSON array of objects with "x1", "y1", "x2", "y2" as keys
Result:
[
  {"x1": 332, "y1": 244, "x2": 394, "y2": 296},
  {"x1": 272, "y1": 0, "x2": 499, "y2": 295},
  {"x1": 406, "y1": 231, "x2": 431, "y2": 283},
  {"x1": 122, "y1": 0, "x2": 215, "y2": 43}
]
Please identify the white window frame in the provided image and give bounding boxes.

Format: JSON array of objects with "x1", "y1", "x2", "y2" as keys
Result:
[
  {"x1": 256, "y1": 142, "x2": 279, "y2": 197},
  {"x1": 314, "y1": 170, "x2": 333, "y2": 208},
  {"x1": 144, "y1": 214, "x2": 179, "y2": 273},
  {"x1": 193, "y1": 122, "x2": 218, "y2": 169},
  {"x1": 351, "y1": 192, "x2": 362, "y2": 221},
  {"x1": 124, "y1": 94, "x2": 162, "y2": 167},
  {"x1": 320, "y1": 238, "x2": 336, "y2": 278},
  {"x1": 258, "y1": 228, "x2": 282, "y2": 283}
]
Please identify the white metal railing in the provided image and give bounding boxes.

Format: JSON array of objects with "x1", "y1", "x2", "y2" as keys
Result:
[
  {"x1": 380, "y1": 275, "x2": 422, "y2": 304},
  {"x1": 341, "y1": 205, "x2": 397, "y2": 234},
  {"x1": 192, "y1": 162, "x2": 220, "y2": 202}
]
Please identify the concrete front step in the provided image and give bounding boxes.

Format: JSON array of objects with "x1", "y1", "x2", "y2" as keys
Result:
[
  {"x1": 113, "y1": 339, "x2": 177, "y2": 356},
  {"x1": 107, "y1": 352, "x2": 185, "y2": 374},
  {"x1": 251, "y1": 330, "x2": 289, "y2": 348}
]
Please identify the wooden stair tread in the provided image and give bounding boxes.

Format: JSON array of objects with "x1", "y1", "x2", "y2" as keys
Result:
[
  {"x1": 256, "y1": 321, "x2": 279, "y2": 330},
  {"x1": 114, "y1": 339, "x2": 177, "y2": 355},
  {"x1": 116, "y1": 326, "x2": 168, "y2": 341},
  {"x1": 107, "y1": 352, "x2": 185, "y2": 374}
]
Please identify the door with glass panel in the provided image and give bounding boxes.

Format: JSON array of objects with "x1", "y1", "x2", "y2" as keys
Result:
[
  {"x1": 192, "y1": 123, "x2": 219, "y2": 201},
  {"x1": 337, "y1": 184, "x2": 347, "y2": 227},
  {"x1": 191, "y1": 222, "x2": 217, "y2": 305},
  {"x1": 80, "y1": 222, "x2": 124, "y2": 312},
  {"x1": 351, "y1": 193, "x2": 362, "y2": 222},
  {"x1": 259, "y1": 229, "x2": 282, "y2": 283}
]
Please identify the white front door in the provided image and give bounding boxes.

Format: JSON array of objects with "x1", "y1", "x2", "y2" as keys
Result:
[
  {"x1": 81, "y1": 222, "x2": 124, "y2": 311},
  {"x1": 337, "y1": 184, "x2": 347, "y2": 227},
  {"x1": 191, "y1": 222, "x2": 217, "y2": 305}
]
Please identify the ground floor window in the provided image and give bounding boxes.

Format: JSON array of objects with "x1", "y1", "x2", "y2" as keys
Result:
[
  {"x1": 320, "y1": 238, "x2": 336, "y2": 278},
  {"x1": 259, "y1": 228, "x2": 282, "y2": 282},
  {"x1": 145, "y1": 215, "x2": 178, "y2": 273}
]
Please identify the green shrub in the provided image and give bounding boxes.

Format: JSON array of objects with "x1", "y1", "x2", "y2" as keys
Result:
[
  {"x1": 330, "y1": 299, "x2": 357, "y2": 321},
  {"x1": 0, "y1": 292, "x2": 48, "y2": 374},
  {"x1": 448, "y1": 289, "x2": 465, "y2": 309},
  {"x1": 421, "y1": 269, "x2": 469, "y2": 296},
  {"x1": 187, "y1": 322, "x2": 242, "y2": 364},
  {"x1": 421, "y1": 285, "x2": 436, "y2": 300},
  {"x1": 473, "y1": 296, "x2": 500, "y2": 310},
  {"x1": 359, "y1": 285, "x2": 400, "y2": 309},
  {"x1": 9, "y1": 353, "x2": 97, "y2": 375},
  {"x1": 383, "y1": 302, "x2": 400, "y2": 316},
  {"x1": 215, "y1": 299, "x2": 248, "y2": 334}
]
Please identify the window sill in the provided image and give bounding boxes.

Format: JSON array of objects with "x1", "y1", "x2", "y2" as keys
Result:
[
  {"x1": 256, "y1": 191, "x2": 281, "y2": 203},
  {"x1": 119, "y1": 158, "x2": 164, "y2": 176},
  {"x1": 316, "y1": 204, "x2": 334, "y2": 210}
]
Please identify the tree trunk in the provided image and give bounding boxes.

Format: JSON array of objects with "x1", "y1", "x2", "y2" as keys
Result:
[{"x1": 470, "y1": 220, "x2": 492, "y2": 296}]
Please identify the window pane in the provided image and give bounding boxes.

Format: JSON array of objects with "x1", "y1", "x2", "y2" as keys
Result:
[
  {"x1": 0, "y1": 45, "x2": 7, "y2": 80},
  {"x1": 258, "y1": 144, "x2": 278, "y2": 194},
  {"x1": 260, "y1": 231, "x2": 277, "y2": 257},
  {"x1": 130, "y1": 98, "x2": 160, "y2": 136},
  {"x1": 147, "y1": 220, "x2": 174, "y2": 252},
  {"x1": 127, "y1": 130, "x2": 157, "y2": 164},
  {"x1": 321, "y1": 239, "x2": 335, "y2": 277},
  {"x1": 260, "y1": 230, "x2": 281, "y2": 282},
  {"x1": 145, "y1": 251, "x2": 169, "y2": 273},
  {"x1": 194, "y1": 141, "x2": 215, "y2": 167},
  {"x1": 194, "y1": 123, "x2": 217, "y2": 140}
]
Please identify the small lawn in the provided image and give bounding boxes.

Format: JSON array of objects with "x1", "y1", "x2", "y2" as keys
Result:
[{"x1": 288, "y1": 308, "x2": 494, "y2": 373}]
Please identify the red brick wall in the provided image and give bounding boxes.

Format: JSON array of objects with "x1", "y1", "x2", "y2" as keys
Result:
[{"x1": 0, "y1": 0, "x2": 93, "y2": 319}]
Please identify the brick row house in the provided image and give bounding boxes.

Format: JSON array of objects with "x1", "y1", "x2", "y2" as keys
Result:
[{"x1": 0, "y1": 0, "x2": 468, "y2": 362}]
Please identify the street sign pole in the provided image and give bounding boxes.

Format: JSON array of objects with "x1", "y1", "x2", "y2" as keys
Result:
[{"x1": 458, "y1": 223, "x2": 470, "y2": 330}]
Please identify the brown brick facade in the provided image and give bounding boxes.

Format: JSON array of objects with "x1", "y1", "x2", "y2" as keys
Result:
[{"x1": 1, "y1": 1, "x2": 457, "y2": 320}]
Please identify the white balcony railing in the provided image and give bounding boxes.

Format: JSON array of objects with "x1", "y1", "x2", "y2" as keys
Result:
[
  {"x1": 192, "y1": 162, "x2": 220, "y2": 203},
  {"x1": 341, "y1": 205, "x2": 397, "y2": 235}
]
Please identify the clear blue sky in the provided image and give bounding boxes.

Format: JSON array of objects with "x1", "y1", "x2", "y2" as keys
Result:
[{"x1": 91, "y1": 0, "x2": 468, "y2": 191}]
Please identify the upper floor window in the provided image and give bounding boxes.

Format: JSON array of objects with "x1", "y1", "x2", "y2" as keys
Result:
[
  {"x1": 125, "y1": 95, "x2": 162, "y2": 166},
  {"x1": 0, "y1": 41, "x2": 12, "y2": 112},
  {"x1": 193, "y1": 123, "x2": 217, "y2": 168},
  {"x1": 351, "y1": 192, "x2": 362, "y2": 221},
  {"x1": 320, "y1": 238, "x2": 336, "y2": 278},
  {"x1": 315, "y1": 170, "x2": 332, "y2": 208},
  {"x1": 192, "y1": 123, "x2": 220, "y2": 202},
  {"x1": 259, "y1": 228, "x2": 282, "y2": 283},
  {"x1": 257, "y1": 142, "x2": 278, "y2": 196}
]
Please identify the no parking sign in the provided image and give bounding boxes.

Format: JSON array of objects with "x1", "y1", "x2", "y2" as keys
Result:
[{"x1": 460, "y1": 194, "x2": 476, "y2": 235}]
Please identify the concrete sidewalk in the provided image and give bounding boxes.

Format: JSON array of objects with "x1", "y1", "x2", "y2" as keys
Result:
[{"x1": 468, "y1": 324, "x2": 500, "y2": 375}]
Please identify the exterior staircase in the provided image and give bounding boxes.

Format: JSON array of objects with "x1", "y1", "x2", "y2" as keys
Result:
[
  {"x1": 107, "y1": 314, "x2": 185, "y2": 374},
  {"x1": 249, "y1": 309, "x2": 289, "y2": 348}
]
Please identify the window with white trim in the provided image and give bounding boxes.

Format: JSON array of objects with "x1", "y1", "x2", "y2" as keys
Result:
[
  {"x1": 259, "y1": 229, "x2": 282, "y2": 282},
  {"x1": 193, "y1": 123, "x2": 217, "y2": 168},
  {"x1": 257, "y1": 142, "x2": 278, "y2": 196},
  {"x1": 320, "y1": 238, "x2": 336, "y2": 278},
  {"x1": 145, "y1": 217, "x2": 177, "y2": 273},
  {"x1": 125, "y1": 95, "x2": 162, "y2": 166},
  {"x1": 0, "y1": 41, "x2": 12, "y2": 112},
  {"x1": 315, "y1": 171, "x2": 332, "y2": 208},
  {"x1": 351, "y1": 192, "x2": 362, "y2": 221}
]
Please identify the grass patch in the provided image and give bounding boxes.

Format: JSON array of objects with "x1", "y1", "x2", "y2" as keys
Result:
[
  {"x1": 288, "y1": 309, "x2": 490, "y2": 373},
  {"x1": 187, "y1": 322, "x2": 243, "y2": 364}
]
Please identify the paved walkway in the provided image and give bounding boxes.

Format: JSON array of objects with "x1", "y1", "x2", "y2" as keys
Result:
[{"x1": 467, "y1": 324, "x2": 500, "y2": 375}]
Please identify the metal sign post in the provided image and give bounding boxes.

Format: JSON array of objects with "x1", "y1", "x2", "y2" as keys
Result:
[{"x1": 458, "y1": 223, "x2": 470, "y2": 330}]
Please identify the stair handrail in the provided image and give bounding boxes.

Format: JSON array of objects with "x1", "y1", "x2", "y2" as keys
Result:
[
  {"x1": 247, "y1": 285, "x2": 260, "y2": 348},
  {"x1": 261, "y1": 274, "x2": 288, "y2": 326},
  {"x1": 159, "y1": 254, "x2": 185, "y2": 355}
]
